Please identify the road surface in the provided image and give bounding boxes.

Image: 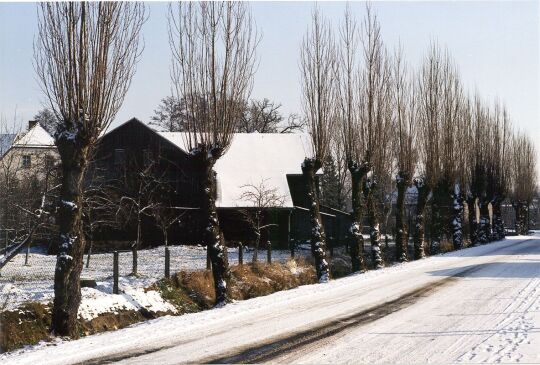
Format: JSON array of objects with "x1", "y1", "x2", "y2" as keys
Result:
[{"x1": 3, "y1": 235, "x2": 539, "y2": 364}]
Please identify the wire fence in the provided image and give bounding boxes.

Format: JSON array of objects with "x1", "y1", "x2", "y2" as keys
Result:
[
  {"x1": 0, "y1": 243, "x2": 319, "y2": 310},
  {"x1": 0, "y1": 244, "x2": 314, "y2": 284}
]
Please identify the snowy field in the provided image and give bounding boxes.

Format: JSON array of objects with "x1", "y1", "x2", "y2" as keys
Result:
[
  {"x1": 2, "y1": 234, "x2": 539, "y2": 364},
  {"x1": 0, "y1": 244, "x2": 311, "y2": 310}
]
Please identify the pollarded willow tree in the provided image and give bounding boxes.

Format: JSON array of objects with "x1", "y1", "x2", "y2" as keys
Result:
[
  {"x1": 358, "y1": 4, "x2": 391, "y2": 269},
  {"x1": 464, "y1": 94, "x2": 485, "y2": 245},
  {"x1": 335, "y1": 4, "x2": 368, "y2": 272},
  {"x1": 35, "y1": 2, "x2": 146, "y2": 336},
  {"x1": 435, "y1": 52, "x2": 464, "y2": 251},
  {"x1": 415, "y1": 43, "x2": 444, "y2": 258},
  {"x1": 168, "y1": 2, "x2": 259, "y2": 304},
  {"x1": 470, "y1": 95, "x2": 493, "y2": 244},
  {"x1": 300, "y1": 7, "x2": 336, "y2": 282},
  {"x1": 391, "y1": 45, "x2": 417, "y2": 262},
  {"x1": 510, "y1": 132, "x2": 537, "y2": 235},
  {"x1": 489, "y1": 102, "x2": 512, "y2": 240}
]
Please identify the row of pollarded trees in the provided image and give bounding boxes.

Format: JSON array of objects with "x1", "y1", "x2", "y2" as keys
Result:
[
  {"x1": 34, "y1": 1, "x2": 262, "y2": 337},
  {"x1": 33, "y1": 1, "x2": 536, "y2": 338},
  {"x1": 299, "y1": 4, "x2": 538, "y2": 282}
]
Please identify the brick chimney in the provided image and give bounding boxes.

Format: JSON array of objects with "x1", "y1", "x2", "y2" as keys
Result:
[{"x1": 28, "y1": 120, "x2": 38, "y2": 130}]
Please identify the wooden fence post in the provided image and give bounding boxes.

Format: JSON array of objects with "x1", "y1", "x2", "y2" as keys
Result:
[
  {"x1": 132, "y1": 246, "x2": 138, "y2": 275},
  {"x1": 165, "y1": 247, "x2": 170, "y2": 279},
  {"x1": 267, "y1": 241, "x2": 272, "y2": 264},
  {"x1": 238, "y1": 242, "x2": 243, "y2": 265},
  {"x1": 113, "y1": 251, "x2": 119, "y2": 294},
  {"x1": 290, "y1": 239, "x2": 295, "y2": 259},
  {"x1": 24, "y1": 240, "x2": 31, "y2": 266}
]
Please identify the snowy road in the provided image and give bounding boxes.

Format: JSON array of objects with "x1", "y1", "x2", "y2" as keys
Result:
[{"x1": 3, "y1": 235, "x2": 539, "y2": 364}]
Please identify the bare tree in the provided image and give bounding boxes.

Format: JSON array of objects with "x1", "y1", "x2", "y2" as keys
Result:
[
  {"x1": 470, "y1": 95, "x2": 494, "y2": 244},
  {"x1": 510, "y1": 132, "x2": 537, "y2": 234},
  {"x1": 169, "y1": 2, "x2": 259, "y2": 304},
  {"x1": 489, "y1": 102, "x2": 512, "y2": 240},
  {"x1": 239, "y1": 179, "x2": 285, "y2": 263},
  {"x1": 82, "y1": 166, "x2": 120, "y2": 269},
  {"x1": 391, "y1": 44, "x2": 417, "y2": 262},
  {"x1": 358, "y1": 4, "x2": 391, "y2": 269},
  {"x1": 150, "y1": 96, "x2": 190, "y2": 132},
  {"x1": 299, "y1": 6, "x2": 336, "y2": 282},
  {"x1": 335, "y1": 4, "x2": 368, "y2": 272},
  {"x1": 33, "y1": 108, "x2": 59, "y2": 135},
  {"x1": 34, "y1": 2, "x2": 146, "y2": 336},
  {"x1": 415, "y1": 42, "x2": 444, "y2": 258},
  {"x1": 434, "y1": 51, "x2": 464, "y2": 251},
  {"x1": 116, "y1": 158, "x2": 164, "y2": 274},
  {"x1": 152, "y1": 204, "x2": 184, "y2": 248}
]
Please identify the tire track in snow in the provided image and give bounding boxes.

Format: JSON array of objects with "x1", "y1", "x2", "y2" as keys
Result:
[
  {"x1": 199, "y1": 239, "x2": 537, "y2": 364},
  {"x1": 199, "y1": 265, "x2": 487, "y2": 364}
]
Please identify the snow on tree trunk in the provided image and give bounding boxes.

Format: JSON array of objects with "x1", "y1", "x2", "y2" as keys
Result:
[
  {"x1": 198, "y1": 156, "x2": 229, "y2": 305},
  {"x1": 413, "y1": 178, "x2": 428, "y2": 260},
  {"x1": 52, "y1": 125, "x2": 89, "y2": 337},
  {"x1": 395, "y1": 171, "x2": 410, "y2": 262},
  {"x1": 348, "y1": 160, "x2": 369, "y2": 272},
  {"x1": 466, "y1": 196, "x2": 478, "y2": 245},
  {"x1": 302, "y1": 158, "x2": 329, "y2": 283},
  {"x1": 477, "y1": 198, "x2": 491, "y2": 244},
  {"x1": 491, "y1": 197, "x2": 505, "y2": 240},
  {"x1": 363, "y1": 178, "x2": 383, "y2": 269},
  {"x1": 430, "y1": 177, "x2": 450, "y2": 254},
  {"x1": 451, "y1": 184, "x2": 464, "y2": 250},
  {"x1": 514, "y1": 201, "x2": 528, "y2": 235}
]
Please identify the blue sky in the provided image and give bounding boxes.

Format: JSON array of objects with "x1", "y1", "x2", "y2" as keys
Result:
[{"x1": 0, "y1": 1, "x2": 538, "y2": 150}]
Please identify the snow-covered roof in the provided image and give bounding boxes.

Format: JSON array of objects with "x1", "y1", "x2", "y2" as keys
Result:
[
  {"x1": 158, "y1": 132, "x2": 315, "y2": 208},
  {"x1": 12, "y1": 124, "x2": 55, "y2": 148}
]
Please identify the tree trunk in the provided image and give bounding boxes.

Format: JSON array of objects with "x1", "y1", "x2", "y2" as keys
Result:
[
  {"x1": 413, "y1": 178, "x2": 429, "y2": 260},
  {"x1": 363, "y1": 177, "x2": 383, "y2": 269},
  {"x1": 430, "y1": 179, "x2": 445, "y2": 254},
  {"x1": 395, "y1": 171, "x2": 410, "y2": 262},
  {"x1": 51, "y1": 145, "x2": 88, "y2": 337},
  {"x1": 514, "y1": 201, "x2": 528, "y2": 235},
  {"x1": 199, "y1": 159, "x2": 229, "y2": 305},
  {"x1": 85, "y1": 233, "x2": 92, "y2": 269},
  {"x1": 302, "y1": 158, "x2": 329, "y2": 282},
  {"x1": 451, "y1": 184, "x2": 464, "y2": 250},
  {"x1": 466, "y1": 196, "x2": 478, "y2": 245},
  {"x1": 477, "y1": 198, "x2": 491, "y2": 244},
  {"x1": 252, "y1": 234, "x2": 260, "y2": 263},
  {"x1": 491, "y1": 197, "x2": 505, "y2": 240},
  {"x1": 348, "y1": 160, "x2": 369, "y2": 272}
]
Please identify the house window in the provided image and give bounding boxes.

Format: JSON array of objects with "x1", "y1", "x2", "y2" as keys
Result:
[
  {"x1": 22, "y1": 155, "x2": 31, "y2": 169},
  {"x1": 45, "y1": 155, "x2": 55, "y2": 170},
  {"x1": 143, "y1": 149, "x2": 153, "y2": 167},
  {"x1": 114, "y1": 149, "x2": 125, "y2": 166}
]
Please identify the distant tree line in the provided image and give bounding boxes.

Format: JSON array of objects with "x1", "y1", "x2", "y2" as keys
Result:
[{"x1": 299, "y1": 3, "x2": 538, "y2": 280}]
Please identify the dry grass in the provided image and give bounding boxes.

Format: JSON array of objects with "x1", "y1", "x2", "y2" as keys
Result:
[
  {"x1": 170, "y1": 260, "x2": 317, "y2": 306},
  {"x1": 440, "y1": 239, "x2": 455, "y2": 253},
  {"x1": 0, "y1": 302, "x2": 52, "y2": 352},
  {"x1": 228, "y1": 260, "x2": 316, "y2": 300}
]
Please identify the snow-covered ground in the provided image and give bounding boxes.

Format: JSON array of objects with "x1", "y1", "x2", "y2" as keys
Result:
[
  {"x1": 0, "y1": 245, "x2": 311, "y2": 310},
  {"x1": 2, "y1": 234, "x2": 539, "y2": 364}
]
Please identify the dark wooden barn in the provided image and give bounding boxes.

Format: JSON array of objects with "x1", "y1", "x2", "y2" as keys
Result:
[{"x1": 88, "y1": 118, "x2": 351, "y2": 250}]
